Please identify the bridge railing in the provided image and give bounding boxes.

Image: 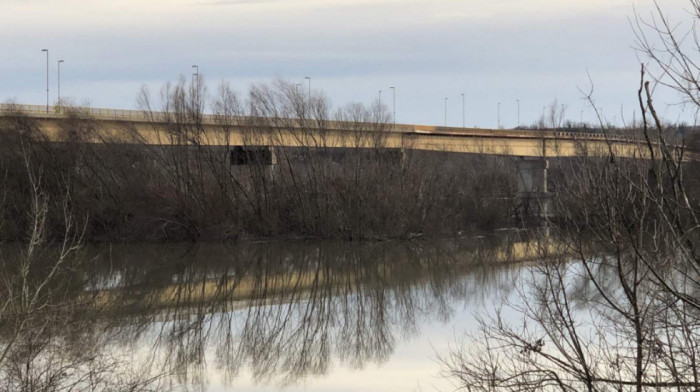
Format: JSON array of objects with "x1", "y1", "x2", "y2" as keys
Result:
[
  {"x1": 0, "y1": 103, "x2": 227, "y2": 124},
  {"x1": 0, "y1": 103, "x2": 407, "y2": 132},
  {"x1": 0, "y1": 103, "x2": 628, "y2": 141},
  {"x1": 0, "y1": 103, "x2": 54, "y2": 115}
]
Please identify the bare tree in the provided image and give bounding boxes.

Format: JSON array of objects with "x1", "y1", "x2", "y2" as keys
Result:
[
  {"x1": 441, "y1": 2, "x2": 700, "y2": 390},
  {"x1": 537, "y1": 99, "x2": 568, "y2": 129}
]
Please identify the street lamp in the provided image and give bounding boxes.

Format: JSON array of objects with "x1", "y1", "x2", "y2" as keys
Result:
[
  {"x1": 389, "y1": 86, "x2": 395, "y2": 126},
  {"x1": 497, "y1": 102, "x2": 501, "y2": 129},
  {"x1": 295, "y1": 83, "x2": 301, "y2": 95},
  {"x1": 542, "y1": 106, "x2": 546, "y2": 125},
  {"x1": 304, "y1": 76, "x2": 311, "y2": 106},
  {"x1": 41, "y1": 49, "x2": 49, "y2": 113},
  {"x1": 192, "y1": 65, "x2": 199, "y2": 103},
  {"x1": 461, "y1": 93, "x2": 465, "y2": 128},
  {"x1": 561, "y1": 103, "x2": 565, "y2": 127},
  {"x1": 378, "y1": 90, "x2": 382, "y2": 110},
  {"x1": 516, "y1": 99, "x2": 520, "y2": 127},
  {"x1": 57, "y1": 60, "x2": 64, "y2": 108},
  {"x1": 444, "y1": 97, "x2": 448, "y2": 127}
]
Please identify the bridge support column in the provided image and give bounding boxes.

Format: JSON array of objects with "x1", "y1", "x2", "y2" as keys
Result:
[
  {"x1": 515, "y1": 157, "x2": 550, "y2": 219},
  {"x1": 400, "y1": 148, "x2": 409, "y2": 169}
]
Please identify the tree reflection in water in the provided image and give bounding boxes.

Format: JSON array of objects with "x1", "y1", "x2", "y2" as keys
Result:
[{"x1": 1, "y1": 234, "x2": 528, "y2": 390}]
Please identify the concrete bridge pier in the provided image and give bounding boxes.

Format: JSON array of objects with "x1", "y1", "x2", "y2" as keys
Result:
[{"x1": 515, "y1": 157, "x2": 551, "y2": 219}]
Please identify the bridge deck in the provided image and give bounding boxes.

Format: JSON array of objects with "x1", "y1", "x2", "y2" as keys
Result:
[{"x1": 0, "y1": 103, "x2": 687, "y2": 159}]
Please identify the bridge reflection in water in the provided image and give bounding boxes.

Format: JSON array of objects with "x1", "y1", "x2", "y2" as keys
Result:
[{"x1": 0, "y1": 233, "x2": 543, "y2": 390}]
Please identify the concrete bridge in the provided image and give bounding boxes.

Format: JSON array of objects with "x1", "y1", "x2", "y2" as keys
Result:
[
  {"x1": 0, "y1": 103, "x2": 687, "y2": 217},
  {"x1": 0, "y1": 103, "x2": 649, "y2": 158}
]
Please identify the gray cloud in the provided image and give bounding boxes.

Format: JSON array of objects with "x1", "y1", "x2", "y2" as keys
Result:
[
  {"x1": 193, "y1": 0, "x2": 282, "y2": 5},
  {"x1": 0, "y1": 0, "x2": 693, "y2": 126}
]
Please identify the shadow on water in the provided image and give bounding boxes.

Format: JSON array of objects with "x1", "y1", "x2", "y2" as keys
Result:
[{"x1": 0, "y1": 232, "x2": 538, "y2": 390}]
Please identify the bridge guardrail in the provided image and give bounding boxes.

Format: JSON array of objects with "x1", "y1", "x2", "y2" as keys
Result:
[
  {"x1": 0, "y1": 103, "x2": 227, "y2": 124},
  {"x1": 0, "y1": 103, "x2": 409, "y2": 132},
  {"x1": 0, "y1": 103, "x2": 639, "y2": 142}
]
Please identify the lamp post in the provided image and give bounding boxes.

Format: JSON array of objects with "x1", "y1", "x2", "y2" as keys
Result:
[
  {"x1": 559, "y1": 103, "x2": 565, "y2": 127},
  {"x1": 542, "y1": 106, "x2": 546, "y2": 125},
  {"x1": 389, "y1": 86, "x2": 395, "y2": 126},
  {"x1": 57, "y1": 60, "x2": 64, "y2": 108},
  {"x1": 191, "y1": 65, "x2": 199, "y2": 103},
  {"x1": 516, "y1": 99, "x2": 520, "y2": 127},
  {"x1": 461, "y1": 93, "x2": 465, "y2": 128},
  {"x1": 295, "y1": 83, "x2": 301, "y2": 95},
  {"x1": 41, "y1": 49, "x2": 49, "y2": 113},
  {"x1": 444, "y1": 97, "x2": 448, "y2": 127},
  {"x1": 497, "y1": 102, "x2": 501, "y2": 129},
  {"x1": 378, "y1": 90, "x2": 382, "y2": 110},
  {"x1": 304, "y1": 76, "x2": 311, "y2": 107}
]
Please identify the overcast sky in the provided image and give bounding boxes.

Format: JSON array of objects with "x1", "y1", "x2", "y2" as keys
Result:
[{"x1": 1, "y1": 0, "x2": 695, "y2": 127}]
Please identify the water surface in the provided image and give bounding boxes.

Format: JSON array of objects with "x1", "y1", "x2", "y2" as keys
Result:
[{"x1": 1, "y1": 234, "x2": 533, "y2": 391}]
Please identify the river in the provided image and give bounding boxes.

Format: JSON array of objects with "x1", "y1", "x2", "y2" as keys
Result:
[{"x1": 0, "y1": 233, "x2": 536, "y2": 391}]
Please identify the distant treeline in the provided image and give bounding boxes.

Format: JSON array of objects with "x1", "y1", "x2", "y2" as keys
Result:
[
  {"x1": 519, "y1": 99, "x2": 700, "y2": 148},
  {"x1": 518, "y1": 122, "x2": 700, "y2": 145}
]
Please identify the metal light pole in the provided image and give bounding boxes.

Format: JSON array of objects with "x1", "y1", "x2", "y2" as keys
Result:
[
  {"x1": 57, "y1": 59, "x2": 64, "y2": 107},
  {"x1": 304, "y1": 76, "x2": 311, "y2": 106},
  {"x1": 561, "y1": 103, "x2": 565, "y2": 127},
  {"x1": 542, "y1": 106, "x2": 546, "y2": 123},
  {"x1": 461, "y1": 93, "x2": 465, "y2": 128},
  {"x1": 192, "y1": 65, "x2": 199, "y2": 103},
  {"x1": 295, "y1": 83, "x2": 301, "y2": 95},
  {"x1": 41, "y1": 49, "x2": 49, "y2": 113},
  {"x1": 378, "y1": 90, "x2": 382, "y2": 113},
  {"x1": 444, "y1": 97, "x2": 448, "y2": 127},
  {"x1": 389, "y1": 86, "x2": 395, "y2": 126},
  {"x1": 516, "y1": 99, "x2": 520, "y2": 127},
  {"x1": 497, "y1": 102, "x2": 501, "y2": 129},
  {"x1": 192, "y1": 65, "x2": 199, "y2": 83}
]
